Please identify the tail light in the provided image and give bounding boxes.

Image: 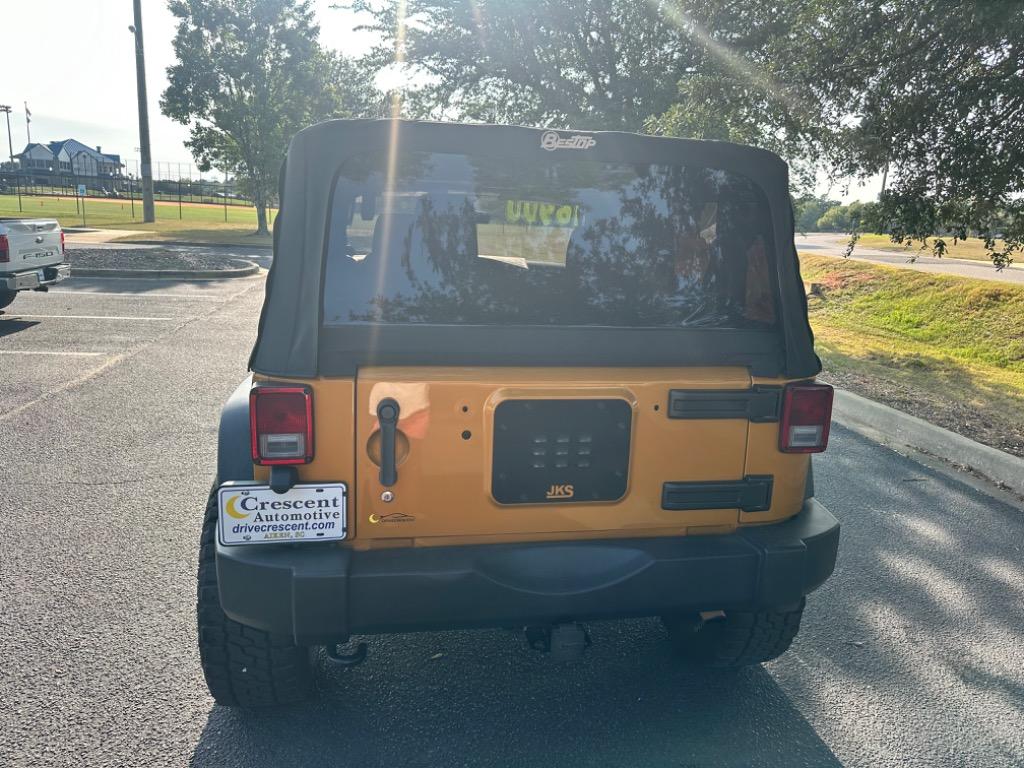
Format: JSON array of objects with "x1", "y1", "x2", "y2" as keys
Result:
[
  {"x1": 250, "y1": 385, "x2": 314, "y2": 465},
  {"x1": 60, "y1": 230, "x2": 65, "y2": 254},
  {"x1": 0, "y1": 235, "x2": 8, "y2": 263},
  {"x1": 779, "y1": 382, "x2": 833, "y2": 453}
]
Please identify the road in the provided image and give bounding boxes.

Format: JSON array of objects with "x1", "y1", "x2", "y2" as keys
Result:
[
  {"x1": 1, "y1": 272, "x2": 1023, "y2": 767},
  {"x1": 795, "y1": 232, "x2": 1024, "y2": 285}
]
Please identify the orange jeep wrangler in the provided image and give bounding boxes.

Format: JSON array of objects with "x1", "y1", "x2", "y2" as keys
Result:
[{"x1": 199, "y1": 119, "x2": 839, "y2": 707}]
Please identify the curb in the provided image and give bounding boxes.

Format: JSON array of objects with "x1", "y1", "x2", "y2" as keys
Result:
[
  {"x1": 117, "y1": 239, "x2": 273, "y2": 250},
  {"x1": 70, "y1": 258, "x2": 261, "y2": 281},
  {"x1": 831, "y1": 388, "x2": 1024, "y2": 496}
]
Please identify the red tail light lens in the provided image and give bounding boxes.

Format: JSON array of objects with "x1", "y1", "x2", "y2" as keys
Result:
[
  {"x1": 0, "y1": 234, "x2": 8, "y2": 263},
  {"x1": 779, "y1": 382, "x2": 834, "y2": 453},
  {"x1": 249, "y1": 385, "x2": 314, "y2": 465},
  {"x1": 60, "y1": 230, "x2": 65, "y2": 254}
]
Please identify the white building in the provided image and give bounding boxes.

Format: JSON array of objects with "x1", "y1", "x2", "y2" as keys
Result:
[{"x1": 15, "y1": 139, "x2": 124, "y2": 178}]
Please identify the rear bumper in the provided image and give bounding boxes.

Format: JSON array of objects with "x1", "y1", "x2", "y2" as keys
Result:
[
  {"x1": 1, "y1": 263, "x2": 71, "y2": 291},
  {"x1": 216, "y1": 499, "x2": 840, "y2": 645}
]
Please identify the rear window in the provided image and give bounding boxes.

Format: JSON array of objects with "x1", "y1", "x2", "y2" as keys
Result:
[{"x1": 322, "y1": 152, "x2": 777, "y2": 328}]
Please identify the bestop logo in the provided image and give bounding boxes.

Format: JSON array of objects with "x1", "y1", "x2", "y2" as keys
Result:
[{"x1": 541, "y1": 131, "x2": 597, "y2": 151}]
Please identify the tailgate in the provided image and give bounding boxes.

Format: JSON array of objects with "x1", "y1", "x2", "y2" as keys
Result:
[
  {"x1": 1, "y1": 220, "x2": 62, "y2": 272},
  {"x1": 352, "y1": 366, "x2": 768, "y2": 542}
]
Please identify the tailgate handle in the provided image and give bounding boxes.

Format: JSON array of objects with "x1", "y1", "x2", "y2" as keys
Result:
[
  {"x1": 667, "y1": 387, "x2": 781, "y2": 422},
  {"x1": 377, "y1": 398, "x2": 400, "y2": 486}
]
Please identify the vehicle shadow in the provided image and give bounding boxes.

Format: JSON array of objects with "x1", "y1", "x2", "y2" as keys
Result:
[
  {"x1": 189, "y1": 622, "x2": 843, "y2": 768},
  {"x1": 185, "y1": 429, "x2": 1024, "y2": 768},
  {"x1": 0, "y1": 318, "x2": 40, "y2": 336}
]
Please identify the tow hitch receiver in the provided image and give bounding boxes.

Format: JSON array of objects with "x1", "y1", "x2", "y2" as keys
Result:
[
  {"x1": 525, "y1": 623, "x2": 591, "y2": 661},
  {"x1": 325, "y1": 640, "x2": 368, "y2": 667}
]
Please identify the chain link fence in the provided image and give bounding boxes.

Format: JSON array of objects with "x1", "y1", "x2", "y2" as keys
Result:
[{"x1": 0, "y1": 160, "x2": 272, "y2": 215}]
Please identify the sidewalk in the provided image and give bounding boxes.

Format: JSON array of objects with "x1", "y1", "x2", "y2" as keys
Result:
[
  {"x1": 64, "y1": 228, "x2": 273, "y2": 251},
  {"x1": 64, "y1": 228, "x2": 150, "y2": 245}
]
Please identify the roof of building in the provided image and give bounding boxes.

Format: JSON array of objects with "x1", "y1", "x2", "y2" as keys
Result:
[
  {"x1": 18, "y1": 142, "x2": 55, "y2": 157},
  {"x1": 47, "y1": 139, "x2": 123, "y2": 165},
  {"x1": 17, "y1": 139, "x2": 123, "y2": 166}
]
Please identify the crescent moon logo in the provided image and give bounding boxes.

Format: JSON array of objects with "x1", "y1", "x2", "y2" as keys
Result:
[
  {"x1": 224, "y1": 495, "x2": 250, "y2": 520},
  {"x1": 368, "y1": 514, "x2": 381, "y2": 524}
]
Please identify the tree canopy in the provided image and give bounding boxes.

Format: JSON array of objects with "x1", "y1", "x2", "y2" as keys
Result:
[
  {"x1": 162, "y1": 0, "x2": 382, "y2": 234},
  {"x1": 810, "y1": 0, "x2": 1024, "y2": 268},
  {"x1": 794, "y1": 196, "x2": 842, "y2": 234},
  {"x1": 350, "y1": 0, "x2": 705, "y2": 131},
  {"x1": 353, "y1": 0, "x2": 1023, "y2": 266}
]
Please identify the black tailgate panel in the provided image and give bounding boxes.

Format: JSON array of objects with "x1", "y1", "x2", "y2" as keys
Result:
[{"x1": 492, "y1": 399, "x2": 632, "y2": 504}]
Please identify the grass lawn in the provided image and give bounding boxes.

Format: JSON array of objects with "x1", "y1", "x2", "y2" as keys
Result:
[
  {"x1": 0, "y1": 193, "x2": 273, "y2": 247},
  {"x1": 799, "y1": 252, "x2": 1024, "y2": 457},
  {"x1": 852, "y1": 233, "x2": 1010, "y2": 264}
]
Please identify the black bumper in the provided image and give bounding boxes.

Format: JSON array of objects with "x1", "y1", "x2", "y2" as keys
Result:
[{"x1": 216, "y1": 499, "x2": 840, "y2": 645}]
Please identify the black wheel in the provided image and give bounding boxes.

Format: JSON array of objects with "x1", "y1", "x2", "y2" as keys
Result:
[
  {"x1": 662, "y1": 600, "x2": 806, "y2": 667},
  {"x1": 0, "y1": 289, "x2": 16, "y2": 311},
  {"x1": 197, "y1": 483, "x2": 315, "y2": 706}
]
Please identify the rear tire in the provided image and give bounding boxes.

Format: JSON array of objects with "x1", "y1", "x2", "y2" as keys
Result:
[
  {"x1": 662, "y1": 600, "x2": 806, "y2": 667},
  {"x1": 0, "y1": 289, "x2": 16, "y2": 311},
  {"x1": 197, "y1": 483, "x2": 315, "y2": 706}
]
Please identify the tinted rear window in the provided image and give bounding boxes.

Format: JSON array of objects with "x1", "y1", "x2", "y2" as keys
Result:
[{"x1": 323, "y1": 152, "x2": 777, "y2": 328}]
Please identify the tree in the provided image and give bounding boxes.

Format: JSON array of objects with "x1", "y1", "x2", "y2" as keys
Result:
[
  {"x1": 162, "y1": 0, "x2": 381, "y2": 234},
  {"x1": 823, "y1": 1, "x2": 1024, "y2": 268},
  {"x1": 349, "y1": 0, "x2": 707, "y2": 131},
  {"x1": 651, "y1": 0, "x2": 1024, "y2": 267},
  {"x1": 794, "y1": 196, "x2": 842, "y2": 234},
  {"x1": 814, "y1": 202, "x2": 875, "y2": 233},
  {"x1": 355, "y1": 0, "x2": 1024, "y2": 267},
  {"x1": 814, "y1": 206, "x2": 850, "y2": 233}
]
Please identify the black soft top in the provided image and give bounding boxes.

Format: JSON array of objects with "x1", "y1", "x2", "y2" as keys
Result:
[{"x1": 250, "y1": 119, "x2": 819, "y2": 379}]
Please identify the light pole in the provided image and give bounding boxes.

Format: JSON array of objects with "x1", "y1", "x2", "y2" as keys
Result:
[
  {"x1": 0, "y1": 105, "x2": 13, "y2": 165},
  {"x1": 0, "y1": 104, "x2": 18, "y2": 211},
  {"x1": 129, "y1": 0, "x2": 155, "y2": 223}
]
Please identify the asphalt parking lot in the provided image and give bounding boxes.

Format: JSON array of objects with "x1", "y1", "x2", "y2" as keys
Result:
[{"x1": 2, "y1": 271, "x2": 1023, "y2": 767}]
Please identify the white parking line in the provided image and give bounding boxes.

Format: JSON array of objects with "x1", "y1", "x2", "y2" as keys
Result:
[
  {"x1": 0, "y1": 350, "x2": 106, "y2": 356},
  {"x1": 10, "y1": 314, "x2": 176, "y2": 321}
]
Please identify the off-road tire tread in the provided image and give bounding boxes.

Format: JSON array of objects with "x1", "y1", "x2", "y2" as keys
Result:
[
  {"x1": 197, "y1": 483, "x2": 314, "y2": 706},
  {"x1": 664, "y1": 600, "x2": 805, "y2": 667}
]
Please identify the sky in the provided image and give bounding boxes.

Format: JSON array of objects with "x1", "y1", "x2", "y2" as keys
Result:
[
  {"x1": 0, "y1": 0, "x2": 372, "y2": 176},
  {"x1": 1, "y1": 0, "x2": 878, "y2": 200}
]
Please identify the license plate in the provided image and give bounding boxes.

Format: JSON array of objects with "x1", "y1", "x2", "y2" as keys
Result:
[{"x1": 217, "y1": 482, "x2": 347, "y2": 546}]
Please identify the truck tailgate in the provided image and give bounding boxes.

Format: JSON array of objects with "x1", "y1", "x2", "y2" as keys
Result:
[{"x1": 1, "y1": 220, "x2": 63, "y2": 273}]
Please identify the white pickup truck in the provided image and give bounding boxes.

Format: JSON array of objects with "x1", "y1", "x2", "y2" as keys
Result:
[{"x1": 0, "y1": 218, "x2": 70, "y2": 310}]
